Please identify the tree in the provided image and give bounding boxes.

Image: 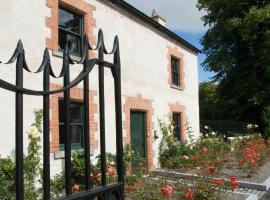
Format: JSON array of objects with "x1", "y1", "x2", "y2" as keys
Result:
[
  {"x1": 197, "y1": 0, "x2": 270, "y2": 137},
  {"x1": 199, "y1": 81, "x2": 219, "y2": 119}
]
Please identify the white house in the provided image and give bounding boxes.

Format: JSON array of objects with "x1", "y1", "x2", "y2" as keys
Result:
[{"x1": 0, "y1": 0, "x2": 200, "y2": 175}]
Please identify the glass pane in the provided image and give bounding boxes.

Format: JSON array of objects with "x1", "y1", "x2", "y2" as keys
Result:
[
  {"x1": 59, "y1": 8, "x2": 81, "y2": 34},
  {"x1": 171, "y1": 58, "x2": 179, "y2": 72},
  {"x1": 59, "y1": 124, "x2": 65, "y2": 144},
  {"x1": 69, "y1": 14, "x2": 81, "y2": 33},
  {"x1": 59, "y1": 100, "x2": 64, "y2": 123},
  {"x1": 71, "y1": 125, "x2": 82, "y2": 144},
  {"x1": 70, "y1": 102, "x2": 82, "y2": 123},
  {"x1": 172, "y1": 72, "x2": 179, "y2": 85},
  {"x1": 58, "y1": 31, "x2": 81, "y2": 56},
  {"x1": 173, "y1": 113, "x2": 180, "y2": 140},
  {"x1": 59, "y1": 8, "x2": 69, "y2": 29},
  {"x1": 59, "y1": 101, "x2": 83, "y2": 146}
]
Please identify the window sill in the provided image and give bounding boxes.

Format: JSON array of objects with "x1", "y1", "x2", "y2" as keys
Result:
[
  {"x1": 52, "y1": 50, "x2": 82, "y2": 62},
  {"x1": 54, "y1": 149, "x2": 93, "y2": 159},
  {"x1": 171, "y1": 85, "x2": 184, "y2": 91}
]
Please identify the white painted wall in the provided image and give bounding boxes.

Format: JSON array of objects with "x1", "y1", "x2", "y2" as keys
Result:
[{"x1": 0, "y1": 0, "x2": 199, "y2": 176}]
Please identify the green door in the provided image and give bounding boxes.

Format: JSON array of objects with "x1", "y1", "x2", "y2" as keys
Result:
[{"x1": 130, "y1": 111, "x2": 146, "y2": 159}]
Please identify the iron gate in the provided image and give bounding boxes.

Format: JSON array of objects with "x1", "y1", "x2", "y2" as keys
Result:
[{"x1": 0, "y1": 29, "x2": 124, "y2": 200}]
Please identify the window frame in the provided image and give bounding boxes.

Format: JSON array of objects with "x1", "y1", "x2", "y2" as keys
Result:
[
  {"x1": 58, "y1": 100, "x2": 84, "y2": 150},
  {"x1": 58, "y1": 6, "x2": 84, "y2": 57},
  {"x1": 171, "y1": 56, "x2": 180, "y2": 87}
]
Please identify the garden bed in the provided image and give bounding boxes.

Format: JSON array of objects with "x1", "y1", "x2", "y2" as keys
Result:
[{"x1": 125, "y1": 174, "x2": 244, "y2": 200}]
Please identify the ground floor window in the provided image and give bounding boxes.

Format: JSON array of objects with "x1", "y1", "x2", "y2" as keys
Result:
[
  {"x1": 172, "y1": 112, "x2": 182, "y2": 141},
  {"x1": 58, "y1": 100, "x2": 84, "y2": 149}
]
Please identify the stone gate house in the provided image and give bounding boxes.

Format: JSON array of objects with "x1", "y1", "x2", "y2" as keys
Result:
[{"x1": 0, "y1": 0, "x2": 200, "y2": 175}]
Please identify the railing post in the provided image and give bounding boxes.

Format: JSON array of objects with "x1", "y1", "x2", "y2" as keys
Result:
[
  {"x1": 43, "y1": 49, "x2": 50, "y2": 199},
  {"x1": 83, "y1": 35, "x2": 91, "y2": 190},
  {"x1": 15, "y1": 42, "x2": 24, "y2": 200},
  {"x1": 63, "y1": 46, "x2": 72, "y2": 196},
  {"x1": 99, "y1": 41, "x2": 107, "y2": 187},
  {"x1": 113, "y1": 37, "x2": 124, "y2": 199}
]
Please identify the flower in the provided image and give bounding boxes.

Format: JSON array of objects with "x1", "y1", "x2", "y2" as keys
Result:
[
  {"x1": 107, "y1": 165, "x2": 116, "y2": 176},
  {"x1": 216, "y1": 159, "x2": 222, "y2": 164},
  {"x1": 230, "y1": 176, "x2": 239, "y2": 189},
  {"x1": 27, "y1": 126, "x2": 40, "y2": 139},
  {"x1": 91, "y1": 170, "x2": 101, "y2": 181},
  {"x1": 214, "y1": 178, "x2": 225, "y2": 186},
  {"x1": 247, "y1": 124, "x2": 253, "y2": 129},
  {"x1": 200, "y1": 147, "x2": 208, "y2": 154},
  {"x1": 211, "y1": 131, "x2": 216, "y2": 136},
  {"x1": 72, "y1": 184, "x2": 80, "y2": 192},
  {"x1": 184, "y1": 188, "x2": 193, "y2": 199},
  {"x1": 246, "y1": 154, "x2": 253, "y2": 159},
  {"x1": 160, "y1": 185, "x2": 173, "y2": 197},
  {"x1": 182, "y1": 155, "x2": 189, "y2": 160},
  {"x1": 204, "y1": 126, "x2": 209, "y2": 129},
  {"x1": 208, "y1": 166, "x2": 216, "y2": 175}
]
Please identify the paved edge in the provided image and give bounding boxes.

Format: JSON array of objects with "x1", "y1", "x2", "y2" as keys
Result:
[{"x1": 153, "y1": 169, "x2": 270, "y2": 191}]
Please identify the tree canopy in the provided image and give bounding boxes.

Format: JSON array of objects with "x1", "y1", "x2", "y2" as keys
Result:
[{"x1": 197, "y1": 0, "x2": 270, "y2": 137}]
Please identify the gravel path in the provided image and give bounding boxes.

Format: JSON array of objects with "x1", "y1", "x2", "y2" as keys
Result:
[
  {"x1": 260, "y1": 190, "x2": 270, "y2": 200},
  {"x1": 220, "y1": 158, "x2": 270, "y2": 183}
]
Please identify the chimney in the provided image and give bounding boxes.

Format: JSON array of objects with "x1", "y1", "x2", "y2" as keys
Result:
[{"x1": 151, "y1": 9, "x2": 166, "y2": 26}]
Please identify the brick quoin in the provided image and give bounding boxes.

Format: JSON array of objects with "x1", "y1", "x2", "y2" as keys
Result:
[
  {"x1": 167, "y1": 46, "x2": 185, "y2": 90},
  {"x1": 50, "y1": 83, "x2": 98, "y2": 153},
  {"x1": 46, "y1": 0, "x2": 96, "y2": 58},
  {"x1": 169, "y1": 102, "x2": 187, "y2": 142},
  {"x1": 123, "y1": 94, "x2": 155, "y2": 171}
]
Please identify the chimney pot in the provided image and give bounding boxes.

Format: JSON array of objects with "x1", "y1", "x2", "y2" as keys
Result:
[{"x1": 151, "y1": 9, "x2": 166, "y2": 26}]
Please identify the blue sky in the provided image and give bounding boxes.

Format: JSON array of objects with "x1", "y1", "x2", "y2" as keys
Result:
[
  {"x1": 125, "y1": 0, "x2": 214, "y2": 82},
  {"x1": 176, "y1": 31, "x2": 215, "y2": 82}
]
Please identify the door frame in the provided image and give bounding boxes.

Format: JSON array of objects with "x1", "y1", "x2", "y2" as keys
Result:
[{"x1": 123, "y1": 95, "x2": 154, "y2": 170}]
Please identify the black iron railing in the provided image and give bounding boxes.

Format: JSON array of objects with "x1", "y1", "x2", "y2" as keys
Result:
[
  {"x1": 0, "y1": 29, "x2": 124, "y2": 200},
  {"x1": 200, "y1": 119, "x2": 249, "y2": 136}
]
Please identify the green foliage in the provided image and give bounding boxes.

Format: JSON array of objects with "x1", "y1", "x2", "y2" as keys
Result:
[
  {"x1": 50, "y1": 172, "x2": 65, "y2": 199},
  {"x1": 199, "y1": 81, "x2": 221, "y2": 119},
  {"x1": 0, "y1": 157, "x2": 15, "y2": 199},
  {"x1": 0, "y1": 109, "x2": 43, "y2": 200},
  {"x1": 262, "y1": 106, "x2": 270, "y2": 139},
  {"x1": 25, "y1": 110, "x2": 42, "y2": 200},
  {"x1": 158, "y1": 119, "x2": 195, "y2": 169},
  {"x1": 49, "y1": 145, "x2": 147, "y2": 197},
  {"x1": 197, "y1": 0, "x2": 270, "y2": 137}
]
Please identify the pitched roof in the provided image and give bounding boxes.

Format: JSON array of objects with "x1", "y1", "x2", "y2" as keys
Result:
[{"x1": 103, "y1": 0, "x2": 200, "y2": 54}]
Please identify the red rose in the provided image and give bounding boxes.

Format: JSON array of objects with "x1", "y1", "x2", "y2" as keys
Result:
[
  {"x1": 107, "y1": 165, "x2": 116, "y2": 176},
  {"x1": 208, "y1": 166, "x2": 216, "y2": 175},
  {"x1": 200, "y1": 147, "x2": 208, "y2": 154},
  {"x1": 230, "y1": 176, "x2": 239, "y2": 188},
  {"x1": 184, "y1": 188, "x2": 193, "y2": 199},
  {"x1": 246, "y1": 154, "x2": 253, "y2": 159},
  {"x1": 160, "y1": 185, "x2": 173, "y2": 197},
  {"x1": 72, "y1": 184, "x2": 80, "y2": 192}
]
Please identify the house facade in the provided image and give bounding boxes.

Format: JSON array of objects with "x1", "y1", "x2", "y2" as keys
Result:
[{"x1": 0, "y1": 0, "x2": 200, "y2": 176}]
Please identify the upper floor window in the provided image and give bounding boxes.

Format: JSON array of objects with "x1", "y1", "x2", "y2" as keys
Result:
[
  {"x1": 171, "y1": 57, "x2": 180, "y2": 86},
  {"x1": 58, "y1": 7, "x2": 83, "y2": 57},
  {"x1": 59, "y1": 100, "x2": 84, "y2": 150}
]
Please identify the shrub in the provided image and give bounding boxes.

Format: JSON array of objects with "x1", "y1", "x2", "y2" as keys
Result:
[
  {"x1": 0, "y1": 157, "x2": 15, "y2": 199},
  {"x1": 0, "y1": 109, "x2": 43, "y2": 200}
]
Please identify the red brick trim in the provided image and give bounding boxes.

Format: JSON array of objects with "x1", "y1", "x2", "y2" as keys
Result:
[
  {"x1": 167, "y1": 46, "x2": 185, "y2": 90},
  {"x1": 46, "y1": 0, "x2": 96, "y2": 57},
  {"x1": 50, "y1": 83, "x2": 98, "y2": 153},
  {"x1": 123, "y1": 94, "x2": 155, "y2": 170},
  {"x1": 169, "y1": 102, "x2": 187, "y2": 142}
]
